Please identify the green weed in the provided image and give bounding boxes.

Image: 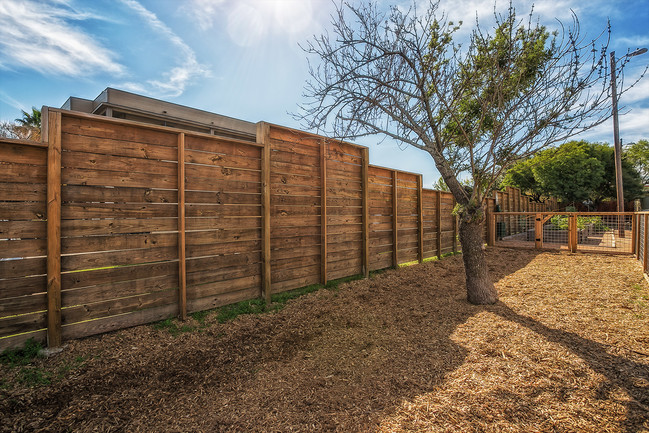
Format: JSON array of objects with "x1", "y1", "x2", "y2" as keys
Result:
[
  {"x1": 0, "y1": 338, "x2": 43, "y2": 367},
  {"x1": 17, "y1": 367, "x2": 52, "y2": 387},
  {"x1": 190, "y1": 310, "x2": 210, "y2": 324}
]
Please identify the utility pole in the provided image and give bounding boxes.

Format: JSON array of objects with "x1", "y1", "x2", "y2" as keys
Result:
[{"x1": 610, "y1": 47, "x2": 647, "y2": 238}]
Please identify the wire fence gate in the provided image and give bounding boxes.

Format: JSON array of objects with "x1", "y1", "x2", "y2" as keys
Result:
[{"x1": 489, "y1": 212, "x2": 636, "y2": 254}]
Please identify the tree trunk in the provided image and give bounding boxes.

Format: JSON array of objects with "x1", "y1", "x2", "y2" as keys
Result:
[{"x1": 459, "y1": 212, "x2": 498, "y2": 305}]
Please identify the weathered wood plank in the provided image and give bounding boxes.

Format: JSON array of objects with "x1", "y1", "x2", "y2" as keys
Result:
[
  {"x1": 0, "y1": 163, "x2": 47, "y2": 183},
  {"x1": 62, "y1": 132, "x2": 177, "y2": 161},
  {"x1": 0, "y1": 141, "x2": 47, "y2": 165},
  {"x1": 0, "y1": 275, "x2": 46, "y2": 299},
  {"x1": 61, "y1": 218, "x2": 178, "y2": 237},
  {"x1": 0, "y1": 311, "x2": 46, "y2": 338},
  {"x1": 187, "y1": 240, "x2": 261, "y2": 258},
  {"x1": 0, "y1": 292, "x2": 47, "y2": 316},
  {"x1": 185, "y1": 148, "x2": 260, "y2": 170},
  {"x1": 185, "y1": 135, "x2": 261, "y2": 158},
  {"x1": 188, "y1": 275, "x2": 261, "y2": 300},
  {"x1": 62, "y1": 202, "x2": 177, "y2": 219},
  {"x1": 61, "y1": 246, "x2": 178, "y2": 271},
  {"x1": 62, "y1": 150, "x2": 177, "y2": 176},
  {"x1": 0, "y1": 329, "x2": 46, "y2": 351},
  {"x1": 0, "y1": 239, "x2": 46, "y2": 259},
  {"x1": 0, "y1": 202, "x2": 46, "y2": 221},
  {"x1": 0, "y1": 182, "x2": 46, "y2": 201},
  {"x1": 62, "y1": 273, "x2": 178, "y2": 307},
  {"x1": 186, "y1": 216, "x2": 260, "y2": 231},
  {"x1": 62, "y1": 288, "x2": 177, "y2": 325},
  {"x1": 61, "y1": 304, "x2": 177, "y2": 342},
  {"x1": 62, "y1": 184, "x2": 177, "y2": 204},
  {"x1": 187, "y1": 287, "x2": 259, "y2": 314},
  {"x1": 186, "y1": 263, "x2": 261, "y2": 287},
  {"x1": 63, "y1": 167, "x2": 177, "y2": 189},
  {"x1": 61, "y1": 261, "x2": 177, "y2": 291},
  {"x1": 61, "y1": 116, "x2": 178, "y2": 147}
]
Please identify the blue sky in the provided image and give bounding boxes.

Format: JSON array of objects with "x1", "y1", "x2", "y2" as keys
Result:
[{"x1": 1, "y1": 0, "x2": 648, "y2": 186}]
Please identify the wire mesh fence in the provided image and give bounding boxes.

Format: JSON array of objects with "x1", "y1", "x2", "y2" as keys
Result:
[
  {"x1": 576, "y1": 214, "x2": 633, "y2": 253},
  {"x1": 493, "y1": 212, "x2": 635, "y2": 254}
]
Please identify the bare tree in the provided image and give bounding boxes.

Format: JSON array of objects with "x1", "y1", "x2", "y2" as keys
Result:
[{"x1": 295, "y1": 0, "x2": 644, "y2": 304}]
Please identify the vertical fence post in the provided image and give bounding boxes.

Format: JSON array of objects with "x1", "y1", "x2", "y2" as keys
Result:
[
  {"x1": 257, "y1": 122, "x2": 272, "y2": 304},
  {"x1": 534, "y1": 213, "x2": 543, "y2": 249},
  {"x1": 631, "y1": 214, "x2": 637, "y2": 256},
  {"x1": 436, "y1": 190, "x2": 442, "y2": 259},
  {"x1": 485, "y1": 198, "x2": 492, "y2": 246},
  {"x1": 361, "y1": 148, "x2": 370, "y2": 277},
  {"x1": 47, "y1": 111, "x2": 62, "y2": 347},
  {"x1": 417, "y1": 175, "x2": 424, "y2": 263},
  {"x1": 392, "y1": 170, "x2": 399, "y2": 267},
  {"x1": 635, "y1": 214, "x2": 641, "y2": 260},
  {"x1": 488, "y1": 213, "x2": 496, "y2": 246},
  {"x1": 569, "y1": 214, "x2": 578, "y2": 253},
  {"x1": 320, "y1": 140, "x2": 328, "y2": 284},
  {"x1": 644, "y1": 214, "x2": 648, "y2": 273},
  {"x1": 177, "y1": 133, "x2": 187, "y2": 320}
]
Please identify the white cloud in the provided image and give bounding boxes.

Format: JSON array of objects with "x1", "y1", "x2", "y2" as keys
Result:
[
  {"x1": 116, "y1": 0, "x2": 209, "y2": 97},
  {"x1": 183, "y1": 0, "x2": 327, "y2": 47},
  {"x1": 575, "y1": 106, "x2": 649, "y2": 143},
  {"x1": 0, "y1": 0, "x2": 124, "y2": 76},
  {"x1": 616, "y1": 36, "x2": 649, "y2": 48}
]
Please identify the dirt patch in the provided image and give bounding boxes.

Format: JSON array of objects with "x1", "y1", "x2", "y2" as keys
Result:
[{"x1": 1, "y1": 248, "x2": 648, "y2": 432}]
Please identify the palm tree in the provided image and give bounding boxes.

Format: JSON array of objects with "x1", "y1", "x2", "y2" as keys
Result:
[{"x1": 14, "y1": 107, "x2": 41, "y2": 140}]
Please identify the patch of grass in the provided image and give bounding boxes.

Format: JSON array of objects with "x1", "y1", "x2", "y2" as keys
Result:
[
  {"x1": 17, "y1": 367, "x2": 52, "y2": 387},
  {"x1": 0, "y1": 339, "x2": 90, "y2": 389},
  {"x1": 152, "y1": 318, "x2": 196, "y2": 336},
  {"x1": 190, "y1": 310, "x2": 210, "y2": 324},
  {"x1": 217, "y1": 299, "x2": 267, "y2": 323},
  {"x1": 0, "y1": 338, "x2": 43, "y2": 368}
]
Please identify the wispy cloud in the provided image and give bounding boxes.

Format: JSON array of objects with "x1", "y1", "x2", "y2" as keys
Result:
[
  {"x1": 0, "y1": 0, "x2": 124, "y2": 76},
  {"x1": 117, "y1": 0, "x2": 209, "y2": 97},
  {"x1": 182, "y1": 0, "x2": 330, "y2": 47},
  {"x1": 0, "y1": 90, "x2": 28, "y2": 113}
]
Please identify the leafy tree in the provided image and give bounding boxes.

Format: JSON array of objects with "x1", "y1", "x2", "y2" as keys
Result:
[
  {"x1": 625, "y1": 139, "x2": 649, "y2": 185},
  {"x1": 432, "y1": 177, "x2": 450, "y2": 191},
  {"x1": 297, "y1": 1, "x2": 642, "y2": 304},
  {"x1": 500, "y1": 158, "x2": 544, "y2": 202},
  {"x1": 588, "y1": 142, "x2": 643, "y2": 203},
  {"x1": 532, "y1": 141, "x2": 605, "y2": 204},
  {"x1": 503, "y1": 140, "x2": 643, "y2": 205}
]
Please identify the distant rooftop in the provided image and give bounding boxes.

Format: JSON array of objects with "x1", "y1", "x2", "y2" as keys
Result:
[{"x1": 62, "y1": 88, "x2": 257, "y2": 142}]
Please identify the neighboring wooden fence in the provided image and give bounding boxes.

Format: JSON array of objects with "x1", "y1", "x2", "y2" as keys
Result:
[{"x1": 0, "y1": 109, "x2": 553, "y2": 350}]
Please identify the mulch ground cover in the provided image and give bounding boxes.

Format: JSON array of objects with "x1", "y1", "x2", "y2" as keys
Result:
[{"x1": 1, "y1": 247, "x2": 648, "y2": 432}]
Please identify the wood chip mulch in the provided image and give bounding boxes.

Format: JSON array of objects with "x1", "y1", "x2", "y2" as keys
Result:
[{"x1": 1, "y1": 248, "x2": 648, "y2": 432}]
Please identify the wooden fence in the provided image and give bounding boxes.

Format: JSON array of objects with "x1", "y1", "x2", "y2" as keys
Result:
[{"x1": 0, "y1": 109, "x2": 554, "y2": 350}]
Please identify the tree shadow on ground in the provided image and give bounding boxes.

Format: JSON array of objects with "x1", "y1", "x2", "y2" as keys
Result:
[{"x1": 488, "y1": 302, "x2": 649, "y2": 433}]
